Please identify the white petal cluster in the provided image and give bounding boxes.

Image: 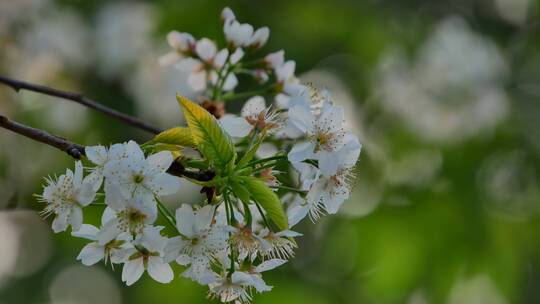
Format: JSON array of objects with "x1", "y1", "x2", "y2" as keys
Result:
[
  {"x1": 35, "y1": 6, "x2": 363, "y2": 304},
  {"x1": 286, "y1": 89, "x2": 362, "y2": 222}
]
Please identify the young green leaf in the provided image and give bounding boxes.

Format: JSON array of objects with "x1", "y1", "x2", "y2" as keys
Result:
[
  {"x1": 177, "y1": 94, "x2": 235, "y2": 169},
  {"x1": 240, "y1": 176, "x2": 288, "y2": 231},
  {"x1": 230, "y1": 178, "x2": 250, "y2": 204},
  {"x1": 146, "y1": 127, "x2": 194, "y2": 147}
]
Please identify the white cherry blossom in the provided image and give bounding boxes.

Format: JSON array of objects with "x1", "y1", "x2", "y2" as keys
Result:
[
  {"x1": 72, "y1": 224, "x2": 133, "y2": 266},
  {"x1": 258, "y1": 228, "x2": 301, "y2": 259},
  {"x1": 121, "y1": 226, "x2": 174, "y2": 286},
  {"x1": 97, "y1": 185, "x2": 157, "y2": 245},
  {"x1": 248, "y1": 27, "x2": 269, "y2": 49},
  {"x1": 224, "y1": 19, "x2": 254, "y2": 48},
  {"x1": 159, "y1": 31, "x2": 195, "y2": 66},
  {"x1": 265, "y1": 50, "x2": 285, "y2": 69},
  {"x1": 287, "y1": 100, "x2": 361, "y2": 176},
  {"x1": 40, "y1": 161, "x2": 97, "y2": 233},
  {"x1": 221, "y1": 7, "x2": 236, "y2": 23},
  {"x1": 164, "y1": 204, "x2": 227, "y2": 284},
  {"x1": 233, "y1": 259, "x2": 287, "y2": 292},
  {"x1": 220, "y1": 96, "x2": 281, "y2": 138},
  {"x1": 103, "y1": 140, "x2": 180, "y2": 204}
]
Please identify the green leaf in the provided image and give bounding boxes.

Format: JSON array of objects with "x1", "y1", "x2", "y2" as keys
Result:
[
  {"x1": 239, "y1": 176, "x2": 288, "y2": 231},
  {"x1": 230, "y1": 178, "x2": 250, "y2": 204},
  {"x1": 147, "y1": 127, "x2": 194, "y2": 147},
  {"x1": 142, "y1": 143, "x2": 182, "y2": 158},
  {"x1": 177, "y1": 95, "x2": 235, "y2": 169}
]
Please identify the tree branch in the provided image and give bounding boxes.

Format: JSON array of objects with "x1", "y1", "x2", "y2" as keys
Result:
[
  {"x1": 0, "y1": 115, "x2": 85, "y2": 159},
  {"x1": 0, "y1": 75, "x2": 162, "y2": 134},
  {"x1": 0, "y1": 114, "x2": 212, "y2": 181}
]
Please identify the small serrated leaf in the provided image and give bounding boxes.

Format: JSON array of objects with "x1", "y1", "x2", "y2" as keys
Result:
[
  {"x1": 177, "y1": 94, "x2": 235, "y2": 170},
  {"x1": 240, "y1": 176, "x2": 288, "y2": 231}
]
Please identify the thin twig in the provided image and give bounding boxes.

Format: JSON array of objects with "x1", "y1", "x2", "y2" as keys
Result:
[
  {"x1": 0, "y1": 75, "x2": 162, "y2": 134},
  {"x1": 0, "y1": 115, "x2": 85, "y2": 159},
  {"x1": 0, "y1": 114, "x2": 212, "y2": 181}
]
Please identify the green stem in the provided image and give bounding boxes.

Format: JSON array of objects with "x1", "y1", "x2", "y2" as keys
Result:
[
  {"x1": 212, "y1": 52, "x2": 232, "y2": 100},
  {"x1": 222, "y1": 84, "x2": 275, "y2": 101},
  {"x1": 270, "y1": 185, "x2": 307, "y2": 195},
  {"x1": 255, "y1": 202, "x2": 273, "y2": 232},
  {"x1": 155, "y1": 196, "x2": 176, "y2": 229},
  {"x1": 246, "y1": 154, "x2": 287, "y2": 167}
]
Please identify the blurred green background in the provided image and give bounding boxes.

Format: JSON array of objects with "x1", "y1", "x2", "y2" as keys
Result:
[{"x1": 1, "y1": 0, "x2": 540, "y2": 303}]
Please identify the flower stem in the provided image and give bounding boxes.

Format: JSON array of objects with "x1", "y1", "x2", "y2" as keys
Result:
[
  {"x1": 269, "y1": 185, "x2": 307, "y2": 195},
  {"x1": 222, "y1": 84, "x2": 276, "y2": 101},
  {"x1": 155, "y1": 196, "x2": 176, "y2": 229},
  {"x1": 246, "y1": 154, "x2": 287, "y2": 167},
  {"x1": 255, "y1": 202, "x2": 273, "y2": 232}
]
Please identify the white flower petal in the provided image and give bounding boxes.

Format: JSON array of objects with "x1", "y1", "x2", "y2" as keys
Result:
[
  {"x1": 73, "y1": 161, "x2": 84, "y2": 187},
  {"x1": 52, "y1": 213, "x2": 69, "y2": 233},
  {"x1": 104, "y1": 184, "x2": 127, "y2": 211},
  {"x1": 196, "y1": 38, "x2": 217, "y2": 61},
  {"x1": 187, "y1": 70, "x2": 207, "y2": 92},
  {"x1": 241, "y1": 96, "x2": 266, "y2": 118},
  {"x1": 85, "y1": 145, "x2": 108, "y2": 166},
  {"x1": 317, "y1": 151, "x2": 339, "y2": 177},
  {"x1": 69, "y1": 207, "x2": 83, "y2": 231},
  {"x1": 195, "y1": 205, "x2": 214, "y2": 232},
  {"x1": 255, "y1": 259, "x2": 287, "y2": 273},
  {"x1": 230, "y1": 48, "x2": 244, "y2": 64},
  {"x1": 287, "y1": 103, "x2": 314, "y2": 133},
  {"x1": 77, "y1": 243, "x2": 105, "y2": 266},
  {"x1": 287, "y1": 205, "x2": 309, "y2": 228},
  {"x1": 122, "y1": 258, "x2": 145, "y2": 286},
  {"x1": 222, "y1": 73, "x2": 238, "y2": 91},
  {"x1": 265, "y1": 50, "x2": 284, "y2": 69},
  {"x1": 220, "y1": 115, "x2": 252, "y2": 138},
  {"x1": 101, "y1": 206, "x2": 117, "y2": 226},
  {"x1": 146, "y1": 151, "x2": 174, "y2": 173},
  {"x1": 288, "y1": 142, "x2": 315, "y2": 163},
  {"x1": 72, "y1": 224, "x2": 100, "y2": 240},
  {"x1": 214, "y1": 49, "x2": 229, "y2": 69},
  {"x1": 175, "y1": 204, "x2": 195, "y2": 238},
  {"x1": 146, "y1": 173, "x2": 181, "y2": 196},
  {"x1": 75, "y1": 182, "x2": 96, "y2": 206},
  {"x1": 97, "y1": 219, "x2": 121, "y2": 245},
  {"x1": 147, "y1": 257, "x2": 174, "y2": 284}
]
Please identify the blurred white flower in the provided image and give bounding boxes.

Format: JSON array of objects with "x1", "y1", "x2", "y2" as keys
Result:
[
  {"x1": 95, "y1": 1, "x2": 155, "y2": 78},
  {"x1": 159, "y1": 31, "x2": 196, "y2": 66},
  {"x1": 477, "y1": 150, "x2": 540, "y2": 221},
  {"x1": 49, "y1": 265, "x2": 122, "y2": 304},
  {"x1": 376, "y1": 16, "x2": 509, "y2": 143},
  {"x1": 447, "y1": 274, "x2": 508, "y2": 304}
]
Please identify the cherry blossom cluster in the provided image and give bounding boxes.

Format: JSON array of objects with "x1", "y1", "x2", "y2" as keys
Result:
[{"x1": 37, "y1": 7, "x2": 361, "y2": 304}]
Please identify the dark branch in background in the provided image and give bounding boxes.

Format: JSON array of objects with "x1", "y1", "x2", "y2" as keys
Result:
[
  {"x1": 0, "y1": 114, "x2": 211, "y2": 181},
  {"x1": 0, "y1": 75, "x2": 163, "y2": 134}
]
